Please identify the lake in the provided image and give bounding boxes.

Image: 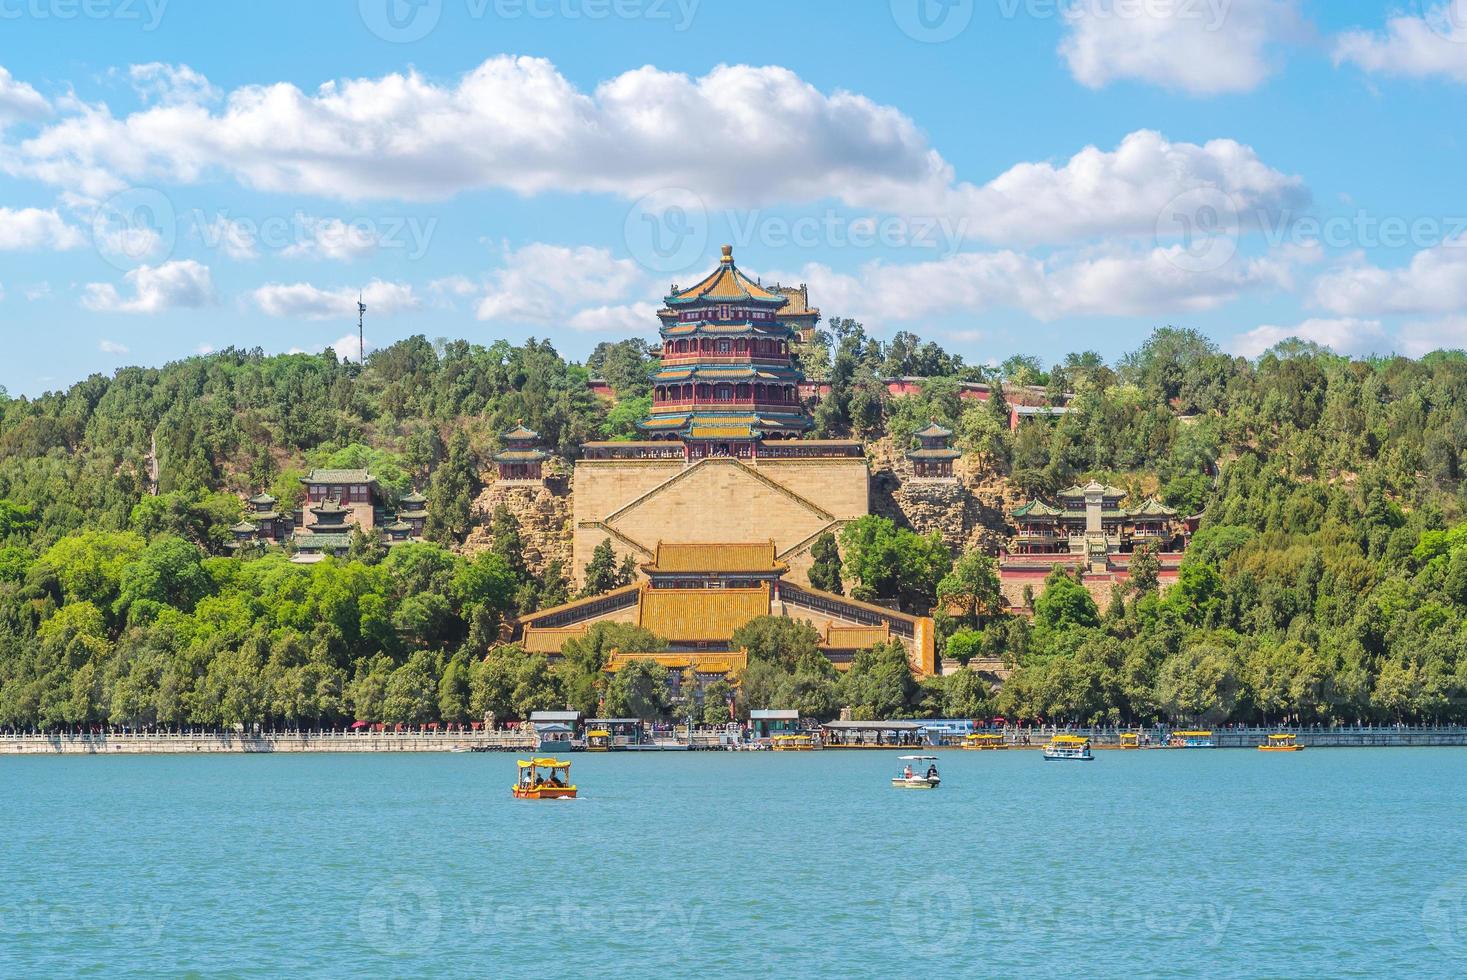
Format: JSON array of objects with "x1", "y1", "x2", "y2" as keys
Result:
[{"x1": 4, "y1": 748, "x2": 1467, "y2": 977}]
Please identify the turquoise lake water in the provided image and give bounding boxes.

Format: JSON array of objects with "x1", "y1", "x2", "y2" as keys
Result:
[{"x1": 5, "y1": 748, "x2": 1467, "y2": 977}]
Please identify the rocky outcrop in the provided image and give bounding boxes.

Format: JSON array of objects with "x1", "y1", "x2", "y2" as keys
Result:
[
  {"x1": 869, "y1": 436, "x2": 1021, "y2": 555},
  {"x1": 464, "y1": 464, "x2": 572, "y2": 576}
]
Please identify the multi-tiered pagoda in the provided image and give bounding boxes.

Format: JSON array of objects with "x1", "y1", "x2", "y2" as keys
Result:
[{"x1": 640, "y1": 245, "x2": 812, "y2": 460}]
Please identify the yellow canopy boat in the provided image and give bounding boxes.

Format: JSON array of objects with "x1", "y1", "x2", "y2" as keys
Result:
[
  {"x1": 771, "y1": 734, "x2": 817, "y2": 751},
  {"x1": 1119, "y1": 733, "x2": 1140, "y2": 749},
  {"x1": 1258, "y1": 733, "x2": 1303, "y2": 752},
  {"x1": 962, "y1": 733, "x2": 1007, "y2": 750},
  {"x1": 585, "y1": 730, "x2": 611, "y2": 752},
  {"x1": 512, "y1": 758, "x2": 578, "y2": 799},
  {"x1": 1042, "y1": 734, "x2": 1093, "y2": 761}
]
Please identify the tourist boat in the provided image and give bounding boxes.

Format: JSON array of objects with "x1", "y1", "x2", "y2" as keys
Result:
[
  {"x1": 1258, "y1": 733, "x2": 1304, "y2": 752},
  {"x1": 771, "y1": 734, "x2": 818, "y2": 751},
  {"x1": 1042, "y1": 735, "x2": 1094, "y2": 761},
  {"x1": 512, "y1": 758, "x2": 577, "y2": 799},
  {"x1": 962, "y1": 733, "x2": 1007, "y2": 750},
  {"x1": 1169, "y1": 730, "x2": 1215, "y2": 748},
  {"x1": 585, "y1": 729, "x2": 611, "y2": 752},
  {"x1": 1119, "y1": 733, "x2": 1140, "y2": 749},
  {"x1": 891, "y1": 755, "x2": 942, "y2": 789}
]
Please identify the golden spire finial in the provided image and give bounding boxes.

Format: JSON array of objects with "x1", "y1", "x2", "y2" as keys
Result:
[{"x1": 721, "y1": 244, "x2": 733, "y2": 263}]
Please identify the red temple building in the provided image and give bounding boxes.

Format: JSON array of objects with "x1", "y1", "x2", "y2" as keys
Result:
[
  {"x1": 1000, "y1": 481, "x2": 1192, "y2": 610},
  {"x1": 639, "y1": 245, "x2": 812, "y2": 460},
  {"x1": 492, "y1": 422, "x2": 549, "y2": 483},
  {"x1": 907, "y1": 421, "x2": 961, "y2": 480}
]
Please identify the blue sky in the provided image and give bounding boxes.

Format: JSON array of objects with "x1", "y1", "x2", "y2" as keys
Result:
[{"x1": 1, "y1": 0, "x2": 1465, "y2": 395}]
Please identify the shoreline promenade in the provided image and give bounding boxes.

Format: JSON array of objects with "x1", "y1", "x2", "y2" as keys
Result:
[
  {"x1": 8, "y1": 725, "x2": 1467, "y2": 754},
  {"x1": 0, "y1": 730, "x2": 537, "y2": 755}
]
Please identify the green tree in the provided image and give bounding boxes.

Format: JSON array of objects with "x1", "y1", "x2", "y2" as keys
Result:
[
  {"x1": 730, "y1": 616, "x2": 821, "y2": 671},
  {"x1": 807, "y1": 532, "x2": 844, "y2": 594},
  {"x1": 604, "y1": 659, "x2": 670, "y2": 719}
]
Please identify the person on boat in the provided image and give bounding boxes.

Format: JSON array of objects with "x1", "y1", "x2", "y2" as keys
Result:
[
  {"x1": 926, "y1": 765, "x2": 939, "y2": 780},
  {"x1": 903, "y1": 765, "x2": 913, "y2": 779}
]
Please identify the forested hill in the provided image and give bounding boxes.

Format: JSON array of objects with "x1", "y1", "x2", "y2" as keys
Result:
[{"x1": 2, "y1": 324, "x2": 1467, "y2": 729}]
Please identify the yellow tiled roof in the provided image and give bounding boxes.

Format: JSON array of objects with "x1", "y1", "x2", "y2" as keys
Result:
[
  {"x1": 645, "y1": 541, "x2": 784, "y2": 574},
  {"x1": 604, "y1": 650, "x2": 749, "y2": 675},
  {"x1": 822, "y1": 624, "x2": 891, "y2": 650},
  {"x1": 638, "y1": 586, "x2": 771, "y2": 642},
  {"x1": 690, "y1": 426, "x2": 755, "y2": 439},
  {"x1": 520, "y1": 625, "x2": 590, "y2": 654}
]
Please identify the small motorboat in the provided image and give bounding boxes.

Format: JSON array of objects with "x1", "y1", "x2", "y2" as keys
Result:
[
  {"x1": 1042, "y1": 735, "x2": 1094, "y2": 761},
  {"x1": 891, "y1": 755, "x2": 941, "y2": 789},
  {"x1": 1258, "y1": 733, "x2": 1304, "y2": 752},
  {"x1": 512, "y1": 758, "x2": 578, "y2": 799}
]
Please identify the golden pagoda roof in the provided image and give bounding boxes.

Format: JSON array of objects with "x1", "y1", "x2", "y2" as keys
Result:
[
  {"x1": 666, "y1": 246, "x2": 787, "y2": 306},
  {"x1": 644, "y1": 541, "x2": 785, "y2": 574},
  {"x1": 637, "y1": 585, "x2": 771, "y2": 642}
]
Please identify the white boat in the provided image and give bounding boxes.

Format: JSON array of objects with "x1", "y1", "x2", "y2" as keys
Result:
[
  {"x1": 891, "y1": 755, "x2": 941, "y2": 789},
  {"x1": 1042, "y1": 735, "x2": 1094, "y2": 761}
]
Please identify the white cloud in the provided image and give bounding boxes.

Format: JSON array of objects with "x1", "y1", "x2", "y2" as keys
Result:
[
  {"x1": 0, "y1": 207, "x2": 85, "y2": 250},
  {"x1": 1313, "y1": 241, "x2": 1467, "y2": 316},
  {"x1": 922, "y1": 130, "x2": 1307, "y2": 245},
  {"x1": 1229, "y1": 317, "x2": 1388, "y2": 358},
  {"x1": 567, "y1": 302, "x2": 660, "y2": 333},
  {"x1": 196, "y1": 343, "x2": 215, "y2": 355},
  {"x1": 98, "y1": 339, "x2": 129, "y2": 354},
  {"x1": 280, "y1": 216, "x2": 379, "y2": 261},
  {"x1": 82, "y1": 260, "x2": 215, "y2": 314},
  {"x1": 1060, "y1": 0, "x2": 1305, "y2": 95},
  {"x1": 196, "y1": 214, "x2": 258, "y2": 259},
  {"x1": 0, "y1": 66, "x2": 48, "y2": 125},
  {"x1": 1, "y1": 58, "x2": 1304, "y2": 247},
  {"x1": 475, "y1": 243, "x2": 647, "y2": 322},
  {"x1": 327, "y1": 333, "x2": 372, "y2": 363},
  {"x1": 1400, "y1": 317, "x2": 1467, "y2": 356},
  {"x1": 129, "y1": 63, "x2": 221, "y2": 106},
  {"x1": 24, "y1": 282, "x2": 51, "y2": 300},
  {"x1": 780, "y1": 245, "x2": 1294, "y2": 324},
  {"x1": 250, "y1": 278, "x2": 418, "y2": 320},
  {"x1": 1334, "y1": 4, "x2": 1467, "y2": 83}
]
